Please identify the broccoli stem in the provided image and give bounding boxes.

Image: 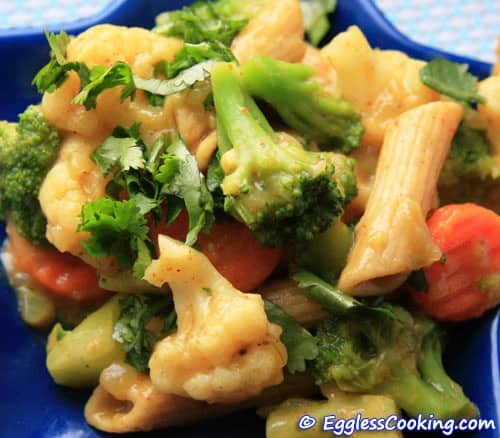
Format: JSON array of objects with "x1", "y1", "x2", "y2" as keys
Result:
[
  {"x1": 377, "y1": 364, "x2": 459, "y2": 418},
  {"x1": 417, "y1": 330, "x2": 478, "y2": 418},
  {"x1": 212, "y1": 62, "x2": 275, "y2": 157},
  {"x1": 241, "y1": 56, "x2": 364, "y2": 153}
]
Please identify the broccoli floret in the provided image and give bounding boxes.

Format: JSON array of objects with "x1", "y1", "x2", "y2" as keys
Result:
[
  {"x1": 211, "y1": 62, "x2": 357, "y2": 247},
  {"x1": 440, "y1": 122, "x2": 499, "y2": 187},
  {"x1": 0, "y1": 106, "x2": 60, "y2": 244},
  {"x1": 242, "y1": 56, "x2": 364, "y2": 154},
  {"x1": 311, "y1": 304, "x2": 478, "y2": 419}
]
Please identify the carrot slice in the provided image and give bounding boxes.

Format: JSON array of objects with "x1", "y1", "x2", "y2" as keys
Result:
[
  {"x1": 150, "y1": 210, "x2": 283, "y2": 291},
  {"x1": 411, "y1": 203, "x2": 500, "y2": 321},
  {"x1": 8, "y1": 227, "x2": 106, "y2": 302}
]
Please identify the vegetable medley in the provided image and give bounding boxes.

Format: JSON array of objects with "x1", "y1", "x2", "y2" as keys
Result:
[{"x1": 0, "y1": 0, "x2": 499, "y2": 435}]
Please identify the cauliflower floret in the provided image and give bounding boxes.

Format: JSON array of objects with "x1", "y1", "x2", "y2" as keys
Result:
[
  {"x1": 231, "y1": 0, "x2": 306, "y2": 64},
  {"x1": 38, "y1": 133, "x2": 116, "y2": 271},
  {"x1": 143, "y1": 235, "x2": 287, "y2": 403},
  {"x1": 41, "y1": 24, "x2": 216, "y2": 155}
]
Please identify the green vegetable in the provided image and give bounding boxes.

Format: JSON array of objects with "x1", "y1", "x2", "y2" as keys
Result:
[
  {"x1": 292, "y1": 270, "x2": 394, "y2": 317},
  {"x1": 34, "y1": 32, "x2": 231, "y2": 110},
  {"x1": 309, "y1": 299, "x2": 478, "y2": 419},
  {"x1": 211, "y1": 62, "x2": 356, "y2": 246},
  {"x1": 113, "y1": 294, "x2": 176, "y2": 373},
  {"x1": 440, "y1": 123, "x2": 499, "y2": 186},
  {"x1": 420, "y1": 59, "x2": 485, "y2": 105},
  {"x1": 92, "y1": 129, "x2": 145, "y2": 177},
  {"x1": 293, "y1": 220, "x2": 353, "y2": 283},
  {"x1": 0, "y1": 106, "x2": 60, "y2": 245},
  {"x1": 155, "y1": 134, "x2": 214, "y2": 245},
  {"x1": 264, "y1": 300, "x2": 318, "y2": 373},
  {"x1": 46, "y1": 295, "x2": 125, "y2": 387},
  {"x1": 90, "y1": 128, "x2": 214, "y2": 257},
  {"x1": 78, "y1": 198, "x2": 152, "y2": 278},
  {"x1": 300, "y1": 0, "x2": 337, "y2": 46},
  {"x1": 242, "y1": 56, "x2": 364, "y2": 153},
  {"x1": 152, "y1": 0, "x2": 260, "y2": 45}
]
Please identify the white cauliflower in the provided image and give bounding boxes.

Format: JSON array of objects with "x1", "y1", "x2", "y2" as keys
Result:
[{"x1": 143, "y1": 235, "x2": 287, "y2": 403}]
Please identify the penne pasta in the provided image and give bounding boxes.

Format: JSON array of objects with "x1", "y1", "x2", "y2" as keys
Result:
[
  {"x1": 338, "y1": 102, "x2": 463, "y2": 296},
  {"x1": 321, "y1": 26, "x2": 439, "y2": 149},
  {"x1": 85, "y1": 362, "x2": 317, "y2": 433}
]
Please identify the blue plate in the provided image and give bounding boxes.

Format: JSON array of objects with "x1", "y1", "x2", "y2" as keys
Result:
[{"x1": 0, "y1": 1, "x2": 498, "y2": 437}]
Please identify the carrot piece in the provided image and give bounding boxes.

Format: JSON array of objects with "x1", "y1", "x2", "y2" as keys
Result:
[
  {"x1": 411, "y1": 203, "x2": 500, "y2": 321},
  {"x1": 8, "y1": 227, "x2": 107, "y2": 302},
  {"x1": 150, "y1": 210, "x2": 283, "y2": 291}
]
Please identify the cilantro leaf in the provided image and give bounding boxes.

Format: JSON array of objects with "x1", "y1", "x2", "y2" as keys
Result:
[
  {"x1": 113, "y1": 294, "x2": 176, "y2": 373},
  {"x1": 134, "y1": 60, "x2": 217, "y2": 98},
  {"x1": 156, "y1": 135, "x2": 214, "y2": 245},
  {"x1": 264, "y1": 300, "x2": 318, "y2": 373},
  {"x1": 153, "y1": 1, "x2": 248, "y2": 45},
  {"x1": 73, "y1": 62, "x2": 136, "y2": 110},
  {"x1": 420, "y1": 59, "x2": 485, "y2": 105},
  {"x1": 206, "y1": 150, "x2": 225, "y2": 210},
  {"x1": 92, "y1": 136, "x2": 144, "y2": 176},
  {"x1": 78, "y1": 198, "x2": 152, "y2": 277},
  {"x1": 300, "y1": 0, "x2": 337, "y2": 46},
  {"x1": 44, "y1": 30, "x2": 71, "y2": 64},
  {"x1": 167, "y1": 41, "x2": 236, "y2": 78}
]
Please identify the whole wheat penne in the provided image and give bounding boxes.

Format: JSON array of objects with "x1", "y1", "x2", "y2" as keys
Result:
[
  {"x1": 338, "y1": 102, "x2": 463, "y2": 296},
  {"x1": 85, "y1": 362, "x2": 316, "y2": 433}
]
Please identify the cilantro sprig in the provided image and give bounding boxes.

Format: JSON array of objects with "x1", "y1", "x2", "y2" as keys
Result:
[
  {"x1": 33, "y1": 31, "x2": 236, "y2": 110},
  {"x1": 300, "y1": 0, "x2": 337, "y2": 46},
  {"x1": 80, "y1": 127, "x2": 214, "y2": 276},
  {"x1": 113, "y1": 294, "x2": 176, "y2": 372},
  {"x1": 78, "y1": 198, "x2": 152, "y2": 278},
  {"x1": 420, "y1": 59, "x2": 485, "y2": 105},
  {"x1": 264, "y1": 300, "x2": 318, "y2": 373}
]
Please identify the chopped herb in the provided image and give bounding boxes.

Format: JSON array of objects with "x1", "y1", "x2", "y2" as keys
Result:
[
  {"x1": 420, "y1": 59, "x2": 485, "y2": 105},
  {"x1": 300, "y1": 0, "x2": 337, "y2": 46},
  {"x1": 202, "y1": 287, "x2": 212, "y2": 295},
  {"x1": 264, "y1": 300, "x2": 318, "y2": 373},
  {"x1": 113, "y1": 294, "x2": 175, "y2": 372},
  {"x1": 78, "y1": 198, "x2": 152, "y2": 278}
]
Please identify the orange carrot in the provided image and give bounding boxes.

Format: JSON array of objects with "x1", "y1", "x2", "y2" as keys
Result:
[
  {"x1": 150, "y1": 210, "x2": 283, "y2": 292},
  {"x1": 411, "y1": 203, "x2": 500, "y2": 321},
  {"x1": 8, "y1": 227, "x2": 107, "y2": 302}
]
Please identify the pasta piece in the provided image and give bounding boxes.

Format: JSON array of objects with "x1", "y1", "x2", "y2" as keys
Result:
[
  {"x1": 38, "y1": 134, "x2": 116, "y2": 272},
  {"x1": 85, "y1": 362, "x2": 316, "y2": 433},
  {"x1": 478, "y1": 76, "x2": 500, "y2": 156},
  {"x1": 144, "y1": 235, "x2": 287, "y2": 403},
  {"x1": 321, "y1": 26, "x2": 439, "y2": 149},
  {"x1": 41, "y1": 25, "x2": 215, "y2": 153},
  {"x1": 231, "y1": 0, "x2": 306, "y2": 64},
  {"x1": 338, "y1": 102, "x2": 463, "y2": 296},
  {"x1": 260, "y1": 278, "x2": 329, "y2": 327}
]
